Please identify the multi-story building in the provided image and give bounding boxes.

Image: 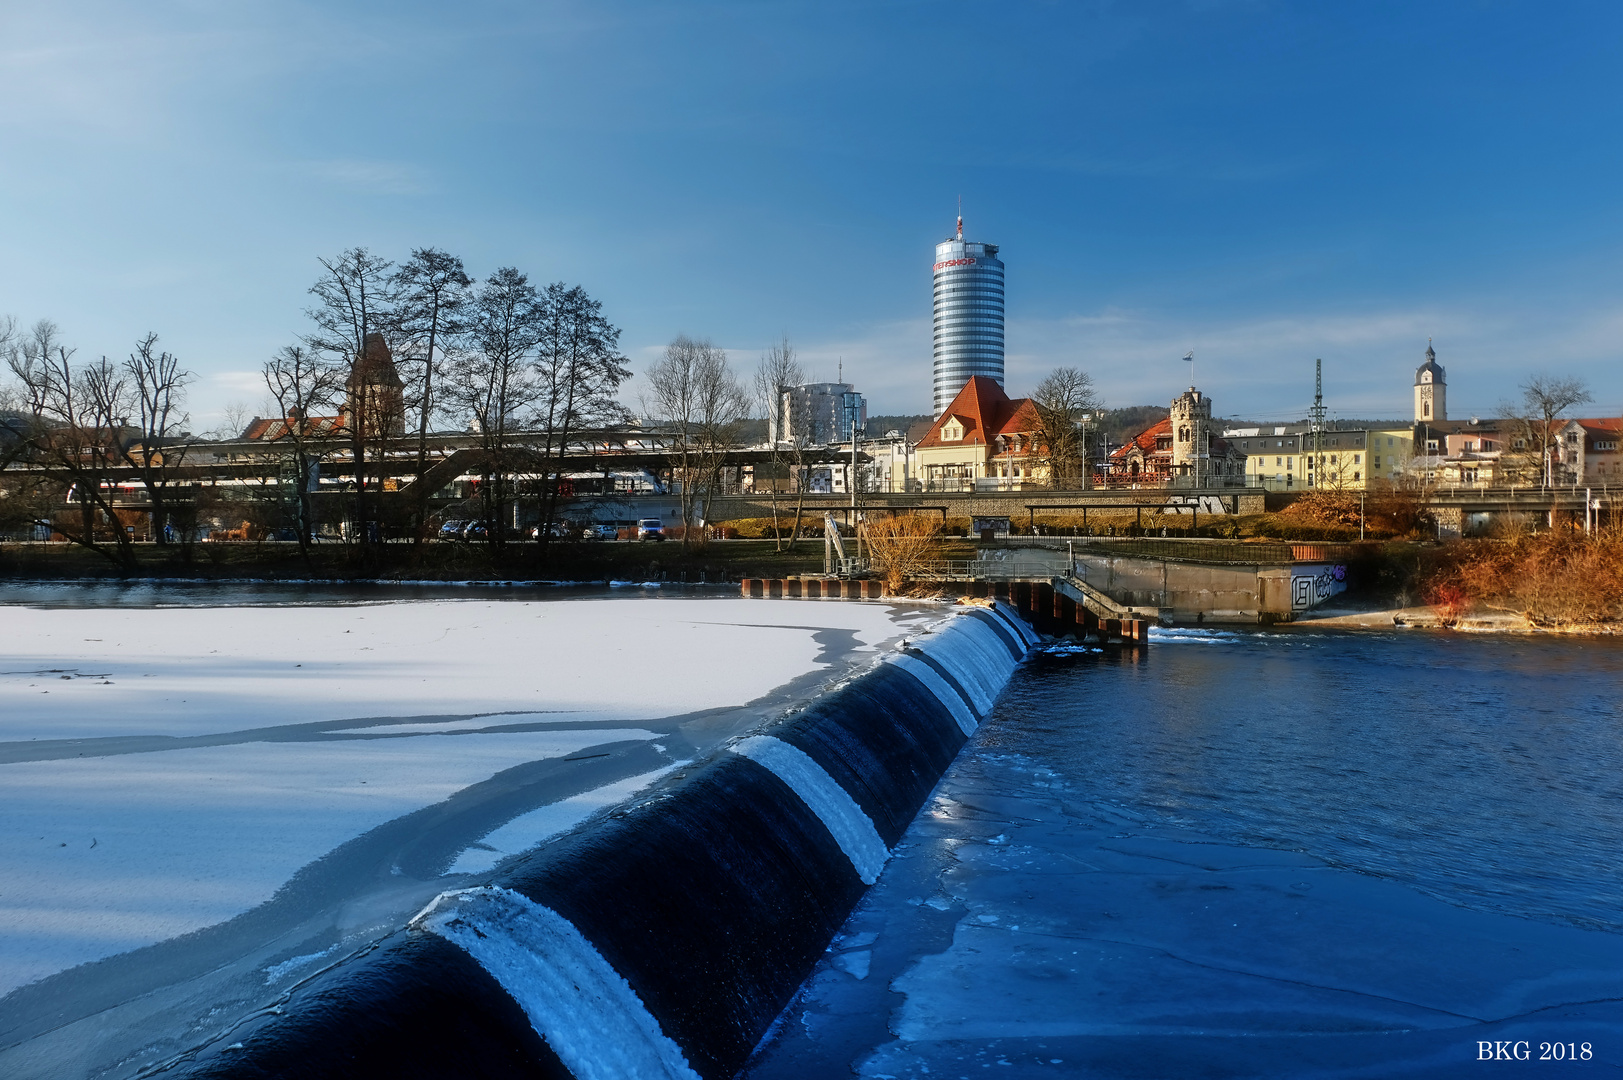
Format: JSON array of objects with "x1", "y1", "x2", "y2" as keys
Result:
[
  {"x1": 1556, "y1": 418, "x2": 1623, "y2": 487},
  {"x1": 1224, "y1": 424, "x2": 1408, "y2": 491},
  {"x1": 913, "y1": 376, "x2": 1043, "y2": 491},
  {"x1": 1365, "y1": 427, "x2": 1415, "y2": 483},
  {"x1": 772, "y1": 382, "x2": 865, "y2": 445},
  {"x1": 932, "y1": 217, "x2": 1005, "y2": 416},
  {"x1": 1224, "y1": 428, "x2": 1307, "y2": 490}
]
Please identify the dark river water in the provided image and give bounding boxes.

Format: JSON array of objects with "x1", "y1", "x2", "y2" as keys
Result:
[{"x1": 992, "y1": 626, "x2": 1623, "y2": 933}]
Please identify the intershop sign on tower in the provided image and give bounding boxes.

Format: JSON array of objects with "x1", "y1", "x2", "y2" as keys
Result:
[{"x1": 932, "y1": 257, "x2": 978, "y2": 271}]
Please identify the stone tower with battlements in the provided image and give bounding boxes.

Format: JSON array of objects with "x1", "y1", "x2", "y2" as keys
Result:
[{"x1": 1170, "y1": 386, "x2": 1211, "y2": 480}]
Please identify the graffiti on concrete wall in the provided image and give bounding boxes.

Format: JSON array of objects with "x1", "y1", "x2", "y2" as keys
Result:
[
  {"x1": 1160, "y1": 494, "x2": 1230, "y2": 516},
  {"x1": 1291, "y1": 564, "x2": 1347, "y2": 610}
]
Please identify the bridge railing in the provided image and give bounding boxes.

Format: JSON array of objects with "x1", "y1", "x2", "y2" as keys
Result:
[
  {"x1": 911, "y1": 555, "x2": 1070, "y2": 580},
  {"x1": 995, "y1": 535, "x2": 1390, "y2": 564}
]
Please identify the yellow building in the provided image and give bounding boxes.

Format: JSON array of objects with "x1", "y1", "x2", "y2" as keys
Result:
[
  {"x1": 1225, "y1": 425, "x2": 1410, "y2": 491},
  {"x1": 913, "y1": 377, "x2": 1046, "y2": 492},
  {"x1": 1364, "y1": 427, "x2": 1414, "y2": 485}
]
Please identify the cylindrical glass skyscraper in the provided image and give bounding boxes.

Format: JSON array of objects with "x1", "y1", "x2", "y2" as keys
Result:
[{"x1": 932, "y1": 220, "x2": 1005, "y2": 415}]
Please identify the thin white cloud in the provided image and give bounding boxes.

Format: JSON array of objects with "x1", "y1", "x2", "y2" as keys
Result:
[{"x1": 723, "y1": 303, "x2": 1623, "y2": 423}]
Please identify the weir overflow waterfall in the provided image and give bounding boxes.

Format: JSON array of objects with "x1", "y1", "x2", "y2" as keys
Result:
[{"x1": 179, "y1": 603, "x2": 1037, "y2": 1080}]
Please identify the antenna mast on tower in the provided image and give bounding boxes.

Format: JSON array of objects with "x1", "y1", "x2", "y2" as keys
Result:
[{"x1": 1310, "y1": 358, "x2": 1326, "y2": 489}]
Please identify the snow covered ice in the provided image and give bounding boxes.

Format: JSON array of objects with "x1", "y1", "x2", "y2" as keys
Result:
[{"x1": 0, "y1": 592, "x2": 924, "y2": 1079}]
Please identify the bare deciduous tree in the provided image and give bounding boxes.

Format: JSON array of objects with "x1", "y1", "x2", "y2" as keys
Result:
[
  {"x1": 1499, "y1": 374, "x2": 1593, "y2": 490},
  {"x1": 532, "y1": 283, "x2": 633, "y2": 553},
  {"x1": 1032, "y1": 367, "x2": 1104, "y2": 489},
  {"x1": 390, "y1": 249, "x2": 472, "y2": 547},
  {"x1": 643, "y1": 335, "x2": 749, "y2": 550},
  {"x1": 260, "y1": 344, "x2": 347, "y2": 558},
  {"x1": 219, "y1": 400, "x2": 253, "y2": 441},
  {"x1": 305, "y1": 248, "x2": 397, "y2": 549},
  {"x1": 4, "y1": 321, "x2": 139, "y2": 567},
  {"x1": 754, "y1": 336, "x2": 803, "y2": 551},
  {"x1": 119, "y1": 333, "x2": 193, "y2": 544},
  {"x1": 443, "y1": 267, "x2": 545, "y2": 553},
  {"x1": 864, "y1": 513, "x2": 944, "y2": 593}
]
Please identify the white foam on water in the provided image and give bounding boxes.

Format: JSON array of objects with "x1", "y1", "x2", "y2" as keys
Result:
[
  {"x1": 1149, "y1": 626, "x2": 1245, "y2": 645},
  {"x1": 728, "y1": 736, "x2": 888, "y2": 884},
  {"x1": 414, "y1": 886, "x2": 699, "y2": 1080},
  {"x1": 884, "y1": 654, "x2": 978, "y2": 736},
  {"x1": 955, "y1": 616, "x2": 1023, "y2": 678},
  {"x1": 910, "y1": 637, "x2": 993, "y2": 714},
  {"x1": 914, "y1": 619, "x2": 1014, "y2": 714},
  {"x1": 988, "y1": 603, "x2": 1041, "y2": 648}
]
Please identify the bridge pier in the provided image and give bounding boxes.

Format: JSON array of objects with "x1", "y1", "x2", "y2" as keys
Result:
[{"x1": 1032, "y1": 582, "x2": 1056, "y2": 634}]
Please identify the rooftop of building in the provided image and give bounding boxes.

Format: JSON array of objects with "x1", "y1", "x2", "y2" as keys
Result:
[{"x1": 915, "y1": 376, "x2": 1037, "y2": 451}]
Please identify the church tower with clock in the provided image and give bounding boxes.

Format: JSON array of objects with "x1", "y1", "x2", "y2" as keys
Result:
[{"x1": 1414, "y1": 341, "x2": 1446, "y2": 423}]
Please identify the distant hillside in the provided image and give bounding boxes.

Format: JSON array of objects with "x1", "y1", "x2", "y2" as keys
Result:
[
  {"x1": 866, "y1": 414, "x2": 935, "y2": 441},
  {"x1": 1098, "y1": 405, "x2": 1169, "y2": 446}
]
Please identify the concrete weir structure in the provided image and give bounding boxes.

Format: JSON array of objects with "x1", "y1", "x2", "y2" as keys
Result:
[{"x1": 177, "y1": 604, "x2": 1037, "y2": 1080}]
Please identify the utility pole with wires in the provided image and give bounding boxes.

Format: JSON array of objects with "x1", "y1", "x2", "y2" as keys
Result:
[
  {"x1": 1183, "y1": 351, "x2": 1198, "y2": 489},
  {"x1": 1310, "y1": 358, "x2": 1326, "y2": 490}
]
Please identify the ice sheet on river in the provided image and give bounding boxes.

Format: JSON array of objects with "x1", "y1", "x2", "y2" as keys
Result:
[{"x1": 0, "y1": 595, "x2": 923, "y2": 1079}]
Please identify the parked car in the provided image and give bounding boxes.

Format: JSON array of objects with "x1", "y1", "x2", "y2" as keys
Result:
[
  {"x1": 461, "y1": 521, "x2": 490, "y2": 541},
  {"x1": 637, "y1": 518, "x2": 665, "y2": 541},
  {"x1": 582, "y1": 523, "x2": 619, "y2": 541},
  {"x1": 438, "y1": 520, "x2": 470, "y2": 540},
  {"x1": 525, "y1": 521, "x2": 576, "y2": 540}
]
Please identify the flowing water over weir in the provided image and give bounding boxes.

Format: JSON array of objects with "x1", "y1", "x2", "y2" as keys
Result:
[{"x1": 175, "y1": 603, "x2": 1038, "y2": 1080}]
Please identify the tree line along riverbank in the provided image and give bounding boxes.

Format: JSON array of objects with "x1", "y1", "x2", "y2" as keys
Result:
[
  {"x1": 0, "y1": 537, "x2": 974, "y2": 585},
  {"x1": 5, "y1": 527, "x2": 1618, "y2": 633}
]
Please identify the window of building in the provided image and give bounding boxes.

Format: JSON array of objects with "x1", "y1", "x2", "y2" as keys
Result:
[
  {"x1": 1354, "y1": 453, "x2": 1361, "y2": 464},
  {"x1": 1354, "y1": 472, "x2": 1361, "y2": 481}
]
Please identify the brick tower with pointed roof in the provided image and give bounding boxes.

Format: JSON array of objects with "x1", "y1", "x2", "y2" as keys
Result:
[{"x1": 346, "y1": 332, "x2": 406, "y2": 439}]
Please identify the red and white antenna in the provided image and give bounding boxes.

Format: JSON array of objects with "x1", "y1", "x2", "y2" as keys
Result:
[{"x1": 956, "y1": 196, "x2": 963, "y2": 238}]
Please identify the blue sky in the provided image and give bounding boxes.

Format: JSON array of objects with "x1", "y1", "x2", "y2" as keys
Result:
[{"x1": 3, "y1": 0, "x2": 1622, "y2": 430}]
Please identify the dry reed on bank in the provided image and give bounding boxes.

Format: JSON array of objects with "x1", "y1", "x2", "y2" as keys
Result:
[
  {"x1": 863, "y1": 515, "x2": 944, "y2": 593},
  {"x1": 1418, "y1": 527, "x2": 1623, "y2": 627}
]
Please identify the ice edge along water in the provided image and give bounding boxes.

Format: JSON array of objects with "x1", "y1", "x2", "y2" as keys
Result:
[{"x1": 404, "y1": 604, "x2": 1026, "y2": 1080}]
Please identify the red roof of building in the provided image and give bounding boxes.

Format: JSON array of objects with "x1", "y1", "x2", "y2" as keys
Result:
[
  {"x1": 243, "y1": 414, "x2": 347, "y2": 441},
  {"x1": 1109, "y1": 417, "x2": 1173, "y2": 463},
  {"x1": 916, "y1": 376, "x2": 1041, "y2": 453}
]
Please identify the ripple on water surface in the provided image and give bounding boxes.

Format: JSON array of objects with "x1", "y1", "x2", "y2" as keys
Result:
[{"x1": 994, "y1": 629, "x2": 1623, "y2": 932}]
